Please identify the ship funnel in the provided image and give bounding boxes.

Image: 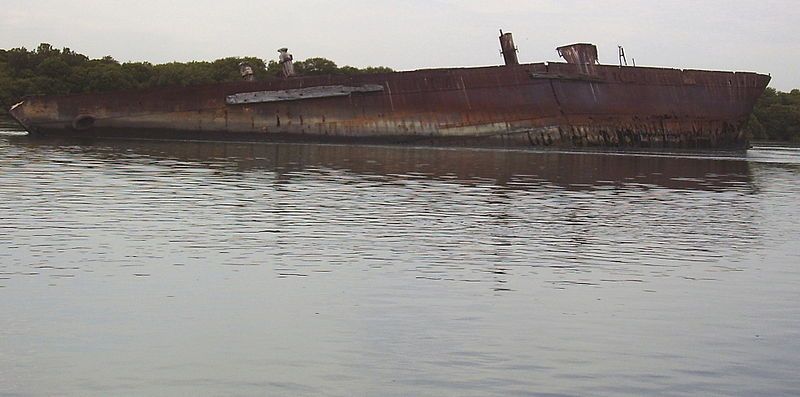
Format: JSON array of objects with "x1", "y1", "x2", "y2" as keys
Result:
[
  {"x1": 499, "y1": 30, "x2": 519, "y2": 66},
  {"x1": 557, "y1": 43, "x2": 599, "y2": 65}
]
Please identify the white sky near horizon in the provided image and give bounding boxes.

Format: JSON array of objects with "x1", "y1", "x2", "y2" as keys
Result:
[{"x1": 1, "y1": 0, "x2": 798, "y2": 90}]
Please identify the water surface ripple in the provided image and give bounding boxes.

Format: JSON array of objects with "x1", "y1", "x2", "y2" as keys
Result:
[{"x1": 1, "y1": 127, "x2": 799, "y2": 396}]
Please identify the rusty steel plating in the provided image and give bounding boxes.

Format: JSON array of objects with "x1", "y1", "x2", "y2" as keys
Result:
[{"x1": 8, "y1": 40, "x2": 770, "y2": 150}]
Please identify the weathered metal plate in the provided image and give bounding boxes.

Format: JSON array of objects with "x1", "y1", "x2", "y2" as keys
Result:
[{"x1": 226, "y1": 84, "x2": 384, "y2": 105}]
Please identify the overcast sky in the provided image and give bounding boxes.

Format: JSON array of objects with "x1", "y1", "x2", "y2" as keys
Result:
[{"x1": 2, "y1": 0, "x2": 798, "y2": 90}]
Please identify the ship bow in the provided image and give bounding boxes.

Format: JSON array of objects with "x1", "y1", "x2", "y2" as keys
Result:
[{"x1": 8, "y1": 101, "x2": 32, "y2": 133}]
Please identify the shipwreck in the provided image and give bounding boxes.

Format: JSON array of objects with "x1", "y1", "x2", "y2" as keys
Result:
[{"x1": 8, "y1": 32, "x2": 771, "y2": 149}]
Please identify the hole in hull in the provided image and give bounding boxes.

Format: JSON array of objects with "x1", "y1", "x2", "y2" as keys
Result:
[{"x1": 72, "y1": 115, "x2": 95, "y2": 130}]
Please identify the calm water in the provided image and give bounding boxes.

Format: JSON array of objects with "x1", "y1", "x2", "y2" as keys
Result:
[{"x1": 1, "y1": 120, "x2": 799, "y2": 396}]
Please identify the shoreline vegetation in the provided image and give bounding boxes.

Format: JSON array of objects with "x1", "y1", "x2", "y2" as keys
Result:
[{"x1": 1, "y1": 43, "x2": 798, "y2": 141}]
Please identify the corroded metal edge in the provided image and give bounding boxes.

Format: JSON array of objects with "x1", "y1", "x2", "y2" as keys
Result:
[
  {"x1": 8, "y1": 101, "x2": 32, "y2": 133},
  {"x1": 226, "y1": 84, "x2": 384, "y2": 105}
]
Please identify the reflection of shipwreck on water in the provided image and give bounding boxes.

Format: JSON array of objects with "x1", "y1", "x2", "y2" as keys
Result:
[
  {"x1": 9, "y1": 136, "x2": 755, "y2": 193},
  {"x1": 9, "y1": 31, "x2": 770, "y2": 149}
]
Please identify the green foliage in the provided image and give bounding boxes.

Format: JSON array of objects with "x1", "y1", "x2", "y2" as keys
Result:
[
  {"x1": 357, "y1": 66, "x2": 394, "y2": 74},
  {"x1": 745, "y1": 87, "x2": 800, "y2": 141},
  {"x1": 294, "y1": 57, "x2": 339, "y2": 75},
  {"x1": 265, "y1": 60, "x2": 283, "y2": 77},
  {"x1": 0, "y1": 43, "x2": 394, "y2": 114},
  {"x1": 151, "y1": 62, "x2": 214, "y2": 86},
  {"x1": 37, "y1": 57, "x2": 70, "y2": 78},
  {"x1": 121, "y1": 62, "x2": 155, "y2": 86}
]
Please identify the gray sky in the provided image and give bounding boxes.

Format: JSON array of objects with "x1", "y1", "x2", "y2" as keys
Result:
[{"x1": 2, "y1": 0, "x2": 798, "y2": 90}]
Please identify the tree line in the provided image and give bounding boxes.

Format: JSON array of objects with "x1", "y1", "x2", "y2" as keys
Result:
[
  {"x1": 744, "y1": 87, "x2": 800, "y2": 142},
  {"x1": 0, "y1": 43, "x2": 392, "y2": 113},
  {"x1": 1, "y1": 43, "x2": 798, "y2": 141}
]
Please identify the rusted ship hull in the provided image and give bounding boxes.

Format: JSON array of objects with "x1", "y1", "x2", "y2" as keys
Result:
[{"x1": 8, "y1": 62, "x2": 770, "y2": 149}]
